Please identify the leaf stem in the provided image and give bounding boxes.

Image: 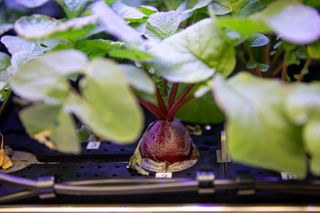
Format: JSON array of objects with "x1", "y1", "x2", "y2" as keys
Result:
[
  {"x1": 138, "y1": 98, "x2": 166, "y2": 120},
  {"x1": 167, "y1": 84, "x2": 194, "y2": 121},
  {"x1": 168, "y1": 83, "x2": 179, "y2": 109},
  {"x1": 298, "y1": 58, "x2": 312, "y2": 82},
  {"x1": 167, "y1": 95, "x2": 194, "y2": 121},
  {"x1": 262, "y1": 40, "x2": 270, "y2": 66},
  {"x1": 281, "y1": 50, "x2": 289, "y2": 81}
]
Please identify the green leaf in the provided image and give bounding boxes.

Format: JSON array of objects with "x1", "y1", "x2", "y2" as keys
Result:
[
  {"x1": 285, "y1": 84, "x2": 320, "y2": 175},
  {"x1": 176, "y1": 92, "x2": 224, "y2": 124},
  {"x1": 10, "y1": 50, "x2": 87, "y2": 103},
  {"x1": 248, "y1": 33, "x2": 269, "y2": 47},
  {"x1": 307, "y1": 41, "x2": 320, "y2": 59},
  {"x1": 56, "y1": 0, "x2": 93, "y2": 18},
  {"x1": 112, "y1": 1, "x2": 146, "y2": 22},
  {"x1": 109, "y1": 48, "x2": 153, "y2": 62},
  {"x1": 119, "y1": 64, "x2": 155, "y2": 94},
  {"x1": 92, "y1": 1, "x2": 144, "y2": 46},
  {"x1": 1, "y1": 36, "x2": 60, "y2": 72},
  {"x1": 213, "y1": 73, "x2": 307, "y2": 177},
  {"x1": 145, "y1": 11, "x2": 181, "y2": 43},
  {"x1": 211, "y1": 2, "x2": 231, "y2": 15},
  {"x1": 138, "y1": 5, "x2": 158, "y2": 16},
  {"x1": 14, "y1": 14, "x2": 97, "y2": 42},
  {"x1": 150, "y1": 18, "x2": 235, "y2": 83},
  {"x1": 216, "y1": 17, "x2": 270, "y2": 37},
  {"x1": 74, "y1": 59, "x2": 143, "y2": 143},
  {"x1": 182, "y1": 0, "x2": 212, "y2": 20},
  {"x1": 75, "y1": 39, "x2": 124, "y2": 59},
  {"x1": 0, "y1": 24, "x2": 13, "y2": 36},
  {"x1": 0, "y1": 52, "x2": 10, "y2": 71},
  {"x1": 20, "y1": 103, "x2": 80, "y2": 153},
  {"x1": 15, "y1": 0, "x2": 49, "y2": 8}
]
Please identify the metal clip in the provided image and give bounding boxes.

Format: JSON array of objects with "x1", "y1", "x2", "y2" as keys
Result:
[{"x1": 37, "y1": 176, "x2": 56, "y2": 200}]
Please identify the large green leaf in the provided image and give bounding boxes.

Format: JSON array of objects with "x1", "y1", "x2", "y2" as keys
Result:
[
  {"x1": 56, "y1": 0, "x2": 93, "y2": 18},
  {"x1": 144, "y1": 11, "x2": 181, "y2": 44},
  {"x1": 10, "y1": 50, "x2": 87, "y2": 103},
  {"x1": 75, "y1": 39, "x2": 124, "y2": 59},
  {"x1": 307, "y1": 41, "x2": 320, "y2": 59},
  {"x1": 150, "y1": 18, "x2": 235, "y2": 83},
  {"x1": 20, "y1": 103, "x2": 80, "y2": 153},
  {"x1": 176, "y1": 92, "x2": 224, "y2": 124},
  {"x1": 213, "y1": 73, "x2": 307, "y2": 177},
  {"x1": 14, "y1": 14, "x2": 97, "y2": 42},
  {"x1": 74, "y1": 59, "x2": 143, "y2": 143},
  {"x1": 285, "y1": 84, "x2": 320, "y2": 175}
]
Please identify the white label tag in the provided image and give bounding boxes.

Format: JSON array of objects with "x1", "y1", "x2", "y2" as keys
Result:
[
  {"x1": 155, "y1": 172, "x2": 172, "y2": 179},
  {"x1": 281, "y1": 172, "x2": 297, "y2": 180},
  {"x1": 86, "y1": 141, "x2": 101, "y2": 150}
]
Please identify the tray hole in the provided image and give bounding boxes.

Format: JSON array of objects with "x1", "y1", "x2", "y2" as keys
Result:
[
  {"x1": 97, "y1": 165, "x2": 103, "y2": 169},
  {"x1": 120, "y1": 148, "x2": 125, "y2": 152},
  {"x1": 112, "y1": 174, "x2": 117, "y2": 177},
  {"x1": 115, "y1": 165, "x2": 120, "y2": 168}
]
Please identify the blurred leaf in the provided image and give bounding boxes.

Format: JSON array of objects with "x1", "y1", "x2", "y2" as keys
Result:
[
  {"x1": 286, "y1": 84, "x2": 320, "y2": 175},
  {"x1": 213, "y1": 73, "x2": 307, "y2": 177},
  {"x1": 145, "y1": 11, "x2": 181, "y2": 44},
  {"x1": 216, "y1": 0, "x2": 320, "y2": 44},
  {"x1": 15, "y1": 0, "x2": 50, "y2": 8},
  {"x1": 248, "y1": 33, "x2": 269, "y2": 47},
  {"x1": 119, "y1": 64, "x2": 155, "y2": 94},
  {"x1": 10, "y1": 50, "x2": 87, "y2": 104},
  {"x1": 150, "y1": 18, "x2": 235, "y2": 83},
  {"x1": 307, "y1": 41, "x2": 320, "y2": 59},
  {"x1": 20, "y1": 103, "x2": 80, "y2": 153},
  {"x1": 1, "y1": 36, "x2": 60, "y2": 72},
  {"x1": 73, "y1": 59, "x2": 143, "y2": 143},
  {"x1": 56, "y1": 0, "x2": 93, "y2": 18},
  {"x1": 15, "y1": 14, "x2": 97, "y2": 42},
  {"x1": 75, "y1": 39, "x2": 124, "y2": 59},
  {"x1": 0, "y1": 24, "x2": 13, "y2": 36},
  {"x1": 176, "y1": 92, "x2": 224, "y2": 124},
  {"x1": 255, "y1": 0, "x2": 320, "y2": 44},
  {"x1": 0, "y1": 52, "x2": 10, "y2": 71},
  {"x1": 92, "y1": 1, "x2": 144, "y2": 46}
]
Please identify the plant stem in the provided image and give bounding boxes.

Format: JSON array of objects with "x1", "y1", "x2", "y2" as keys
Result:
[
  {"x1": 138, "y1": 98, "x2": 166, "y2": 120},
  {"x1": 156, "y1": 88, "x2": 167, "y2": 114},
  {"x1": 163, "y1": 79, "x2": 168, "y2": 96},
  {"x1": 298, "y1": 58, "x2": 312, "y2": 82},
  {"x1": 281, "y1": 50, "x2": 289, "y2": 81},
  {"x1": 236, "y1": 51, "x2": 248, "y2": 65},
  {"x1": 271, "y1": 63, "x2": 283, "y2": 77},
  {"x1": 168, "y1": 83, "x2": 179, "y2": 109},
  {"x1": 167, "y1": 84, "x2": 194, "y2": 121},
  {"x1": 262, "y1": 40, "x2": 270, "y2": 66},
  {"x1": 270, "y1": 49, "x2": 284, "y2": 70},
  {"x1": 244, "y1": 45, "x2": 262, "y2": 77}
]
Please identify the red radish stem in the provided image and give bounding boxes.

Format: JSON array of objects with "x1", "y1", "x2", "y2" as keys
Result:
[
  {"x1": 138, "y1": 98, "x2": 166, "y2": 120},
  {"x1": 156, "y1": 89, "x2": 167, "y2": 114},
  {"x1": 167, "y1": 95, "x2": 194, "y2": 121},
  {"x1": 168, "y1": 83, "x2": 179, "y2": 109}
]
